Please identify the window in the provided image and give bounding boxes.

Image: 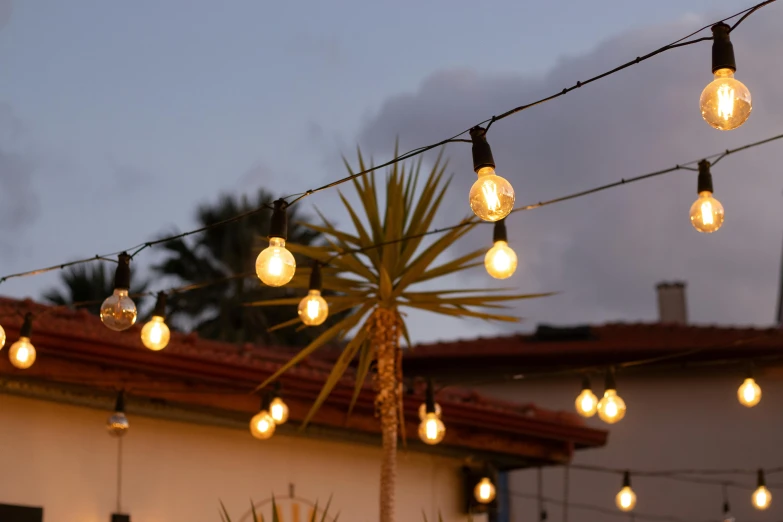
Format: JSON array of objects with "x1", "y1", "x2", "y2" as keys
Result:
[{"x1": 0, "y1": 504, "x2": 43, "y2": 522}]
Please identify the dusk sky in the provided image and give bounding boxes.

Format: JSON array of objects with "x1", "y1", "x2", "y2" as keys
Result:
[{"x1": 2, "y1": 0, "x2": 782, "y2": 343}]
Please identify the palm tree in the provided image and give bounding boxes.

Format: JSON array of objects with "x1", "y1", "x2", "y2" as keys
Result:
[
  {"x1": 43, "y1": 262, "x2": 148, "y2": 315},
  {"x1": 154, "y1": 188, "x2": 322, "y2": 346},
  {"x1": 249, "y1": 149, "x2": 549, "y2": 522}
]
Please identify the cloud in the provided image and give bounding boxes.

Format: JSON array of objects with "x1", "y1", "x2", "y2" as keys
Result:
[
  {"x1": 355, "y1": 13, "x2": 783, "y2": 330},
  {"x1": 0, "y1": 103, "x2": 38, "y2": 240}
]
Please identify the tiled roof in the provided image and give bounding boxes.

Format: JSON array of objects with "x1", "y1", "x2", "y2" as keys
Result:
[
  {"x1": 404, "y1": 322, "x2": 783, "y2": 378},
  {"x1": 0, "y1": 297, "x2": 607, "y2": 468}
]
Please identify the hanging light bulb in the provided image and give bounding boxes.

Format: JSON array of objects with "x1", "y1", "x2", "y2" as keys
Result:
[
  {"x1": 752, "y1": 469, "x2": 772, "y2": 510},
  {"x1": 474, "y1": 477, "x2": 497, "y2": 504},
  {"x1": 0, "y1": 323, "x2": 5, "y2": 350},
  {"x1": 484, "y1": 219, "x2": 518, "y2": 279},
  {"x1": 418, "y1": 401, "x2": 442, "y2": 421},
  {"x1": 418, "y1": 378, "x2": 445, "y2": 445},
  {"x1": 689, "y1": 160, "x2": 724, "y2": 233},
  {"x1": 468, "y1": 126, "x2": 514, "y2": 222},
  {"x1": 700, "y1": 23, "x2": 751, "y2": 131},
  {"x1": 269, "y1": 383, "x2": 289, "y2": 425},
  {"x1": 9, "y1": 313, "x2": 36, "y2": 369},
  {"x1": 106, "y1": 391, "x2": 130, "y2": 437},
  {"x1": 100, "y1": 253, "x2": 137, "y2": 331},
  {"x1": 141, "y1": 293, "x2": 171, "y2": 351},
  {"x1": 250, "y1": 393, "x2": 276, "y2": 440},
  {"x1": 298, "y1": 262, "x2": 329, "y2": 326},
  {"x1": 738, "y1": 372, "x2": 762, "y2": 408},
  {"x1": 615, "y1": 471, "x2": 637, "y2": 512},
  {"x1": 575, "y1": 376, "x2": 598, "y2": 418},
  {"x1": 597, "y1": 369, "x2": 626, "y2": 424},
  {"x1": 256, "y1": 199, "x2": 296, "y2": 287}
]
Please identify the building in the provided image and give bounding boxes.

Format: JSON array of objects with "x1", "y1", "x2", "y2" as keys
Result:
[
  {"x1": 406, "y1": 283, "x2": 783, "y2": 522},
  {"x1": 0, "y1": 297, "x2": 606, "y2": 522}
]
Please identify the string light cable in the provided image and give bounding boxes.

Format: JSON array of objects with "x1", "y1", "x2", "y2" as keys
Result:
[{"x1": 0, "y1": 1, "x2": 777, "y2": 287}]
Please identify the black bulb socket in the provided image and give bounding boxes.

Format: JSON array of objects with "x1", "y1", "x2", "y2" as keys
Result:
[
  {"x1": 622, "y1": 471, "x2": 631, "y2": 488},
  {"x1": 758, "y1": 469, "x2": 766, "y2": 488},
  {"x1": 20, "y1": 313, "x2": 33, "y2": 338},
  {"x1": 114, "y1": 253, "x2": 131, "y2": 291},
  {"x1": 261, "y1": 392, "x2": 272, "y2": 411},
  {"x1": 711, "y1": 23, "x2": 737, "y2": 73},
  {"x1": 425, "y1": 377, "x2": 436, "y2": 414},
  {"x1": 152, "y1": 292, "x2": 167, "y2": 319},
  {"x1": 604, "y1": 368, "x2": 617, "y2": 392},
  {"x1": 470, "y1": 127, "x2": 496, "y2": 173},
  {"x1": 114, "y1": 391, "x2": 126, "y2": 413},
  {"x1": 272, "y1": 381, "x2": 282, "y2": 399},
  {"x1": 580, "y1": 375, "x2": 592, "y2": 392},
  {"x1": 492, "y1": 219, "x2": 508, "y2": 243},
  {"x1": 309, "y1": 262, "x2": 323, "y2": 291},
  {"x1": 697, "y1": 160, "x2": 714, "y2": 194},
  {"x1": 269, "y1": 199, "x2": 289, "y2": 241}
]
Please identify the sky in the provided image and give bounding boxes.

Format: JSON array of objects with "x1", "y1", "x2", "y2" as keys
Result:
[{"x1": 1, "y1": 0, "x2": 782, "y2": 343}]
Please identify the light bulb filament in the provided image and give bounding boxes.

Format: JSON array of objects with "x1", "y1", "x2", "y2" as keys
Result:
[
  {"x1": 481, "y1": 180, "x2": 501, "y2": 212},
  {"x1": 268, "y1": 254, "x2": 284, "y2": 276},
  {"x1": 307, "y1": 298, "x2": 320, "y2": 319},
  {"x1": 479, "y1": 483, "x2": 491, "y2": 500},
  {"x1": 16, "y1": 346, "x2": 29, "y2": 363},
  {"x1": 717, "y1": 84, "x2": 735, "y2": 120},
  {"x1": 425, "y1": 418, "x2": 438, "y2": 440},
  {"x1": 701, "y1": 200, "x2": 714, "y2": 225}
]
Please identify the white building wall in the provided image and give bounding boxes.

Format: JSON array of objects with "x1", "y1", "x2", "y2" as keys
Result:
[
  {"x1": 481, "y1": 371, "x2": 783, "y2": 522},
  {"x1": 0, "y1": 394, "x2": 479, "y2": 522}
]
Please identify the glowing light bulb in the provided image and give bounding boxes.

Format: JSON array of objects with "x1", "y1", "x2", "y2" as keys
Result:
[
  {"x1": 418, "y1": 402, "x2": 442, "y2": 421},
  {"x1": 418, "y1": 412, "x2": 445, "y2": 445},
  {"x1": 270, "y1": 397, "x2": 289, "y2": 424},
  {"x1": 575, "y1": 387, "x2": 598, "y2": 418},
  {"x1": 597, "y1": 389, "x2": 626, "y2": 424},
  {"x1": 256, "y1": 237, "x2": 296, "y2": 287},
  {"x1": 738, "y1": 377, "x2": 761, "y2": 407},
  {"x1": 0, "y1": 324, "x2": 5, "y2": 350},
  {"x1": 298, "y1": 289, "x2": 329, "y2": 326},
  {"x1": 250, "y1": 410, "x2": 276, "y2": 440},
  {"x1": 470, "y1": 167, "x2": 515, "y2": 222},
  {"x1": 141, "y1": 316, "x2": 170, "y2": 351},
  {"x1": 100, "y1": 288, "x2": 137, "y2": 331},
  {"x1": 701, "y1": 68, "x2": 751, "y2": 131},
  {"x1": 9, "y1": 336, "x2": 36, "y2": 369},
  {"x1": 616, "y1": 486, "x2": 637, "y2": 512},
  {"x1": 753, "y1": 486, "x2": 771, "y2": 510},
  {"x1": 484, "y1": 240, "x2": 518, "y2": 279},
  {"x1": 474, "y1": 477, "x2": 496, "y2": 504},
  {"x1": 690, "y1": 191, "x2": 724, "y2": 233},
  {"x1": 106, "y1": 412, "x2": 129, "y2": 437}
]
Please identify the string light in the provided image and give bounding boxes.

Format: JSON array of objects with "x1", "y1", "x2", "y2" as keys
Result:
[
  {"x1": 484, "y1": 219, "x2": 518, "y2": 279},
  {"x1": 689, "y1": 160, "x2": 724, "y2": 233},
  {"x1": 737, "y1": 371, "x2": 762, "y2": 408},
  {"x1": 575, "y1": 376, "x2": 598, "y2": 418},
  {"x1": 298, "y1": 262, "x2": 329, "y2": 326},
  {"x1": 700, "y1": 23, "x2": 752, "y2": 131},
  {"x1": 256, "y1": 199, "x2": 296, "y2": 287},
  {"x1": 106, "y1": 391, "x2": 130, "y2": 437},
  {"x1": 469, "y1": 127, "x2": 514, "y2": 222},
  {"x1": 250, "y1": 393, "x2": 276, "y2": 440},
  {"x1": 615, "y1": 471, "x2": 637, "y2": 512},
  {"x1": 8, "y1": 313, "x2": 36, "y2": 370},
  {"x1": 0, "y1": 323, "x2": 5, "y2": 350},
  {"x1": 752, "y1": 469, "x2": 771, "y2": 510},
  {"x1": 100, "y1": 253, "x2": 138, "y2": 331},
  {"x1": 269, "y1": 383, "x2": 289, "y2": 425},
  {"x1": 418, "y1": 379, "x2": 445, "y2": 445},
  {"x1": 141, "y1": 293, "x2": 171, "y2": 351},
  {"x1": 597, "y1": 369, "x2": 626, "y2": 424},
  {"x1": 474, "y1": 477, "x2": 497, "y2": 504}
]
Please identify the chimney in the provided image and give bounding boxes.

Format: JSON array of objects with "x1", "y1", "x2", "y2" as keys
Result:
[{"x1": 656, "y1": 282, "x2": 687, "y2": 324}]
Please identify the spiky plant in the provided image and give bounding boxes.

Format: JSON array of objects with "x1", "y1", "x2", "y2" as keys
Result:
[{"x1": 249, "y1": 149, "x2": 548, "y2": 522}]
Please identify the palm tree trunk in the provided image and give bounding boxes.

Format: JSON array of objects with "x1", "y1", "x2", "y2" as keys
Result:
[{"x1": 374, "y1": 306, "x2": 400, "y2": 522}]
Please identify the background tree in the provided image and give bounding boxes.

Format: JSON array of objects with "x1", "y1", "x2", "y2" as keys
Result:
[
  {"x1": 250, "y1": 150, "x2": 550, "y2": 522},
  {"x1": 43, "y1": 262, "x2": 148, "y2": 315},
  {"x1": 154, "y1": 188, "x2": 322, "y2": 346}
]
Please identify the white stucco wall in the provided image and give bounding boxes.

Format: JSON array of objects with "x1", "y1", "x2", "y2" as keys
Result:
[
  {"x1": 481, "y1": 371, "x2": 783, "y2": 522},
  {"x1": 0, "y1": 393, "x2": 480, "y2": 522}
]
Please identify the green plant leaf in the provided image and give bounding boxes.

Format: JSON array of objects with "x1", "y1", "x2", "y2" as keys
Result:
[
  {"x1": 309, "y1": 500, "x2": 319, "y2": 522},
  {"x1": 320, "y1": 495, "x2": 333, "y2": 522},
  {"x1": 219, "y1": 500, "x2": 232, "y2": 522},
  {"x1": 348, "y1": 339, "x2": 374, "y2": 416},
  {"x1": 250, "y1": 499, "x2": 261, "y2": 522},
  {"x1": 271, "y1": 495, "x2": 279, "y2": 522}
]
